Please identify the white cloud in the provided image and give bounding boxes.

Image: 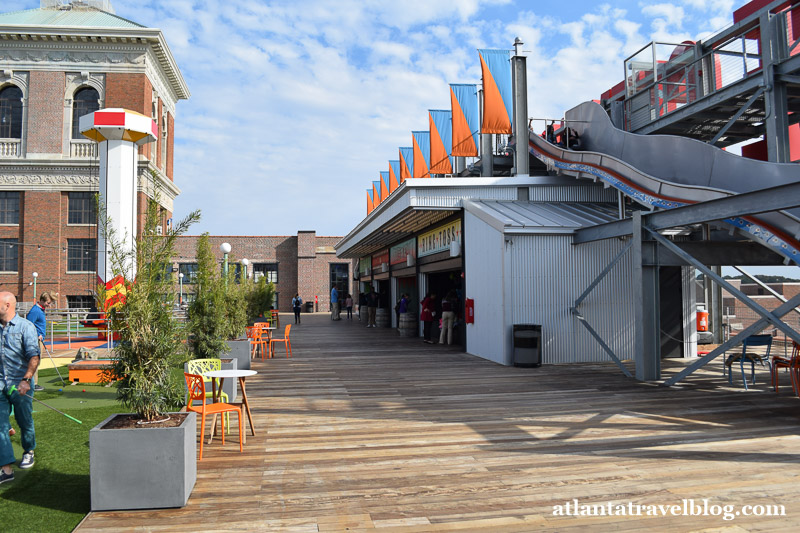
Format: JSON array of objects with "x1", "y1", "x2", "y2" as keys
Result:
[{"x1": 4, "y1": 0, "x2": 747, "y2": 236}]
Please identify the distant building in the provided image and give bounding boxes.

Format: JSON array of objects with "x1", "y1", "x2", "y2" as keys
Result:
[
  {"x1": 0, "y1": 0, "x2": 188, "y2": 308},
  {"x1": 171, "y1": 231, "x2": 351, "y2": 314}
]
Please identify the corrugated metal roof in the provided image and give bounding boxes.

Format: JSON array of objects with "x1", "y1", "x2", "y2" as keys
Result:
[
  {"x1": 0, "y1": 7, "x2": 144, "y2": 28},
  {"x1": 464, "y1": 200, "x2": 620, "y2": 233}
]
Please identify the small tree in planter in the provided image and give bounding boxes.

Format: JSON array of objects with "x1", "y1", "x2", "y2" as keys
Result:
[
  {"x1": 187, "y1": 233, "x2": 228, "y2": 359},
  {"x1": 246, "y1": 275, "x2": 276, "y2": 323},
  {"x1": 91, "y1": 186, "x2": 201, "y2": 511}
]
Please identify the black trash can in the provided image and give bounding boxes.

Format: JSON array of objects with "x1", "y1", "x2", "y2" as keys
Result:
[
  {"x1": 513, "y1": 324, "x2": 542, "y2": 367},
  {"x1": 305, "y1": 301, "x2": 314, "y2": 313}
]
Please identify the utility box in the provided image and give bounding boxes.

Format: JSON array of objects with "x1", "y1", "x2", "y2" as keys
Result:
[
  {"x1": 513, "y1": 324, "x2": 542, "y2": 367},
  {"x1": 305, "y1": 301, "x2": 314, "y2": 313}
]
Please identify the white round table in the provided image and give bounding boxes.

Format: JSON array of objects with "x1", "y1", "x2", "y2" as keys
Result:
[{"x1": 204, "y1": 369, "x2": 258, "y2": 442}]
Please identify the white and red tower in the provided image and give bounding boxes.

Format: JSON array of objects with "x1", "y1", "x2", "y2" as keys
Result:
[{"x1": 79, "y1": 109, "x2": 158, "y2": 296}]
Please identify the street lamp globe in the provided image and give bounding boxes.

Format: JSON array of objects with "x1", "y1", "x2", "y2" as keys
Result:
[
  {"x1": 220, "y1": 242, "x2": 231, "y2": 254},
  {"x1": 32, "y1": 272, "x2": 38, "y2": 278}
]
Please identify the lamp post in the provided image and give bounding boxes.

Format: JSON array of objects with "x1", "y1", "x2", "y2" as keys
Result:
[
  {"x1": 32, "y1": 271, "x2": 38, "y2": 300},
  {"x1": 241, "y1": 258, "x2": 249, "y2": 283},
  {"x1": 220, "y1": 242, "x2": 231, "y2": 285},
  {"x1": 178, "y1": 272, "x2": 184, "y2": 305}
]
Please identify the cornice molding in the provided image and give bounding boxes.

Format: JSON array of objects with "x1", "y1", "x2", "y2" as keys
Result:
[{"x1": 0, "y1": 27, "x2": 188, "y2": 99}]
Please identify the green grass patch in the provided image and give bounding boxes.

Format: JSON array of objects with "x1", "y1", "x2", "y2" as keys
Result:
[{"x1": 1, "y1": 368, "x2": 140, "y2": 532}]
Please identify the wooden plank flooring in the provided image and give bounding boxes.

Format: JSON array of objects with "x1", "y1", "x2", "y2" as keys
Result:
[{"x1": 77, "y1": 313, "x2": 800, "y2": 531}]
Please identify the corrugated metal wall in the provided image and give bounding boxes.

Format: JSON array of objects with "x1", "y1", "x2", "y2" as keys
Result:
[
  {"x1": 464, "y1": 211, "x2": 508, "y2": 365},
  {"x1": 510, "y1": 235, "x2": 636, "y2": 364},
  {"x1": 411, "y1": 187, "x2": 517, "y2": 207},
  {"x1": 528, "y1": 185, "x2": 618, "y2": 202}
]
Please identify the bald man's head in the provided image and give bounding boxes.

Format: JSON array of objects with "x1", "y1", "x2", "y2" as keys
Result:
[{"x1": 0, "y1": 291, "x2": 16, "y2": 324}]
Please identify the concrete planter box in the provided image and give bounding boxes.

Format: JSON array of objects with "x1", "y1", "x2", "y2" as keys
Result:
[
  {"x1": 184, "y1": 357, "x2": 238, "y2": 404},
  {"x1": 226, "y1": 339, "x2": 251, "y2": 370},
  {"x1": 90, "y1": 411, "x2": 197, "y2": 511}
]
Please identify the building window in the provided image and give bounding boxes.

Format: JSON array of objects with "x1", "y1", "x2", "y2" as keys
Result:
[
  {"x1": 67, "y1": 238, "x2": 96, "y2": 272},
  {"x1": 253, "y1": 263, "x2": 278, "y2": 283},
  {"x1": 67, "y1": 295, "x2": 95, "y2": 310},
  {"x1": 330, "y1": 263, "x2": 348, "y2": 295},
  {"x1": 178, "y1": 263, "x2": 198, "y2": 283},
  {"x1": 0, "y1": 192, "x2": 20, "y2": 224},
  {"x1": 68, "y1": 192, "x2": 97, "y2": 225},
  {"x1": 0, "y1": 238, "x2": 18, "y2": 272},
  {"x1": 0, "y1": 85, "x2": 23, "y2": 139},
  {"x1": 72, "y1": 87, "x2": 100, "y2": 139}
]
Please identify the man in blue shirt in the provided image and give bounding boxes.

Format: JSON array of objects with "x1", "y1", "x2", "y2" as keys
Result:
[
  {"x1": 25, "y1": 292, "x2": 54, "y2": 392},
  {"x1": 0, "y1": 292, "x2": 41, "y2": 484},
  {"x1": 330, "y1": 287, "x2": 340, "y2": 321}
]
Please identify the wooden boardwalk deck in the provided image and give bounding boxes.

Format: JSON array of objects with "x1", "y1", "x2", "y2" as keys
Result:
[{"x1": 77, "y1": 313, "x2": 800, "y2": 532}]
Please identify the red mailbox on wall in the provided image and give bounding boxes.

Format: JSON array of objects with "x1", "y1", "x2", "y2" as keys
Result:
[{"x1": 465, "y1": 298, "x2": 474, "y2": 324}]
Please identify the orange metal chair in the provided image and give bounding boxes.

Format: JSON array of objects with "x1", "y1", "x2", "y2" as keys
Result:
[
  {"x1": 184, "y1": 372, "x2": 243, "y2": 460},
  {"x1": 269, "y1": 324, "x2": 292, "y2": 358},
  {"x1": 771, "y1": 341, "x2": 800, "y2": 395},
  {"x1": 246, "y1": 326, "x2": 262, "y2": 359}
]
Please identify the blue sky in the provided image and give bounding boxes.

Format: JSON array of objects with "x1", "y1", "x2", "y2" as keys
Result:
[{"x1": 7, "y1": 1, "x2": 799, "y2": 277}]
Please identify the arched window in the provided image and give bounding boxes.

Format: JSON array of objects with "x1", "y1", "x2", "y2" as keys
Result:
[
  {"x1": 0, "y1": 86, "x2": 23, "y2": 139},
  {"x1": 72, "y1": 87, "x2": 100, "y2": 139}
]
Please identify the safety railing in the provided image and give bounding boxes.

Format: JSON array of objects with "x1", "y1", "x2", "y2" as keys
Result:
[{"x1": 623, "y1": 20, "x2": 767, "y2": 131}]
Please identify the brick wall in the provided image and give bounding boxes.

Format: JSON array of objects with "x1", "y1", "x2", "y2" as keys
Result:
[
  {"x1": 26, "y1": 71, "x2": 65, "y2": 154},
  {"x1": 171, "y1": 233, "x2": 348, "y2": 313}
]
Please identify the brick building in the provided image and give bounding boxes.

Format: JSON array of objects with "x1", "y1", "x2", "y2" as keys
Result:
[
  {"x1": 0, "y1": 0, "x2": 188, "y2": 308},
  {"x1": 172, "y1": 232, "x2": 351, "y2": 314}
]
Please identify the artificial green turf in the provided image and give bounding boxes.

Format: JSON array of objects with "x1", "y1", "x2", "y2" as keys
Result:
[{"x1": 1, "y1": 368, "x2": 133, "y2": 533}]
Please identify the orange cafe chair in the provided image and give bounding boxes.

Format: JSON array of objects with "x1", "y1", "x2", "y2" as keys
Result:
[
  {"x1": 184, "y1": 372, "x2": 243, "y2": 461},
  {"x1": 771, "y1": 341, "x2": 800, "y2": 395},
  {"x1": 269, "y1": 324, "x2": 292, "y2": 358},
  {"x1": 246, "y1": 326, "x2": 262, "y2": 359}
]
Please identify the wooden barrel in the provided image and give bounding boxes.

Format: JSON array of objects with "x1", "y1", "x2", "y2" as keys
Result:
[
  {"x1": 398, "y1": 312, "x2": 417, "y2": 337},
  {"x1": 375, "y1": 308, "x2": 390, "y2": 328}
]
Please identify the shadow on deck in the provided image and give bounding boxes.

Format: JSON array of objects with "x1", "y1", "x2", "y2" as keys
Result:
[{"x1": 77, "y1": 313, "x2": 800, "y2": 532}]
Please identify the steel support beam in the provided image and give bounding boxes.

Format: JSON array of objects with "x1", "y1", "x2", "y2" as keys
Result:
[
  {"x1": 663, "y1": 292, "x2": 800, "y2": 386},
  {"x1": 633, "y1": 212, "x2": 661, "y2": 381},
  {"x1": 646, "y1": 228, "x2": 800, "y2": 345},
  {"x1": 574, "y1": 181, "x2": 800, "y2": 244},
  {"x1": 511, "y1": 43, "x2": 529, "y2": 176},
  {"x1": 763, "y1": 11, "x2": 792, "y2": 163},
  {"x1": 710, "y1": 87, "x2": 764, "y2": 145},
  {"x1": 573, "y1": 312, "x2": 633, "y2": 378},
  {"x1": 734, "y1": 265, "x2": 800, "y2": 317}
]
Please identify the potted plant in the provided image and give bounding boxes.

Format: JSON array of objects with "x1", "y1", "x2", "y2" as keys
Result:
[
  {"x1": 222, "y1": 262, "x2": 251, "y2": 370},
  {"x1": 90, "y1": 187, "x2": 201, "y2": 511},
  {"x1": 186, "y1": 234, "x2": 238, "y2": 400}
]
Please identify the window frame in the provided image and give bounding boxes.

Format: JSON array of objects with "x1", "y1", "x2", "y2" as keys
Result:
[
  {"x1": 0, "y1": 85, "x2": 23, "y2": 139},
  {"x1": 0, "y1": 238, "x2": 19, "y2": 272},
  {"x1": 71, "y1": 87, "x2": 100, "y2": 140},
  {"x1": 67, "y1": 238, "x2": 96, "y2": 273},
  {"x1": 67, "y1": 191, "x2": 97, "y2": 225},
  {"x1": 0, "y1": 191, "x2": 20, "y2": 225},
  {"x1": 178, "y1": 263, "x2": 198, "y2": 283},
  {"x1": 329, "y1": 263, "x2": 349, "y2": 295},
  {"x1": 253, "y1": 262, "x2": 278, "y2": 283}
]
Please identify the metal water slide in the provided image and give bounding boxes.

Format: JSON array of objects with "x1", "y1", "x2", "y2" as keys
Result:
[{"x1": 528, "y1": 101, "x2": 800, "y2": 265}]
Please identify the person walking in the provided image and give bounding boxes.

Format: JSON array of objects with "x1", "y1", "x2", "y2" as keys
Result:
[
  {"x1": 345, "y1": 294, "x2": 353, "y2": 320},
  {"x1": 26, "y1": 292, "x2": 55, "y2": 392},
  {"x1": 0, "y1": 292, "x2": 41, "y2": 484},
  {"x1": 291, "y1": 293, "x2": 303, "y2": 325},
  {"x1": 367, "y1": 290, "x2": 379, "y2": 327},
  {"x1": 439, "y1": 290, "x2": 457, "y2": 345},
  {"x1": 330, "y1": 286, "x2": 340, "y2": 321},
  {"x1": 420, "y1": 292, "x2": 437, "y2": 343}
]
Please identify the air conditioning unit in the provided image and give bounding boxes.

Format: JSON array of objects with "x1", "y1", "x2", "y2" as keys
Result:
[
  {"x1": 407, "y1": 254, "x2": 415, "y2": 267},
  {"x1": 381, "y1": 262, "x2": 388, "y2": 273},
  {"x1": 449, "y1": 240, "x2": 461, "y2": 257},
  {"x1": 155, "y1": 225, "x2": 163, "y2": 235}
]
